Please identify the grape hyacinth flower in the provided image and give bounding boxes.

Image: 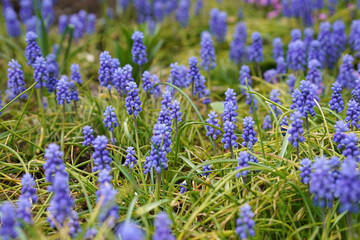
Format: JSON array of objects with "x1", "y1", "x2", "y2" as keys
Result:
[
  {"x1": 113, "y1": 64, "x2": 134, "y2": 96},
  {"x1": 43, "y1": 143, "x2": 67, "y2": 191},
  {"x1": 200, "y1": 31, "x2": 216, "y2": 71},
  {"x1": 303, "y1": 28, "x2": 314, "y2": 50},
  {"x1": 209, "y1": 8, "x2": 227, "y2": 43},
  {"x1": 239, "y1": 65, "x2": 252, "y2": 94},
  {"x1": 290, "y1": 29, "x2": 302, "y2": 43},
  {"x1": 286, "y1": 40, "x2": 305, "y2": 71},
  {"x1": 264, "y1": 69, "x2": 277, "y2": 84},
  {"x1": 170, "y1": 100, "x2": 182, "y2": 132},
  {"x1": 236, "y1": 151, "x2": 258, "y2": 178},
  {"x1": 175, "y1": 0, "x2": 190, "y2": 27},
  {"x1": 306, "y1": 59, "x2": 322, "y2": 87},
  {"x1": 229, "y1": 22, "x2": 247, "y2": 64},
  {"x1": 335, "y1": 158, "x2": 360, "y2": 213},
  {"x1": 6, "y1": 59, "x2": 27, "y2": 100},
  {"x1": 318, "y1": 22, "x2": 336, "y2": 68},
  {"x1": 47, "y1": 173, "x2": 78, "y2": 232},
  {"x1": 276, "y1": 57, "x2": 286, "y2": 75},
  {"x1": 131, "y1": 31, "x2": 147, "y2": 66},
  {"x1": 125, "y1": 81, "x2": 142, "y2": 119},
  {"x1": 103, "y1": 105, "x2": 119, "y2": 132},
  {"x1": 98, "y1": 51, "x2": 114, "y2": 90},
  {"x1": 187, "y1": 57, "x2": 202, "y2": 96},
  {"x1": 352, "y1": 77, "x2": 360, "y2": 102},
  {"x1": 179, "y1": 182, "x2": 187, "y2": 194},
  {"x1": 195, "y1": 0, "x2": 203, "y2": 15},
  {"x1": 248, "y1": 32, "x2": 264, "y2": 63},
  {"x1": 340, "y1": 133, "x2": 360, "y2": 161},
  {"x1": 246, "y1": 93, "x2": 258, "y2": 114},
  {"x1": 290, "y1": 80, "x2": 319, "y2": 122},
  {"x1": 310, "y1": 157, "x2": 337, "y2": 208},
  {"x1": 68, "y1": 80, "x2": 80, "y2": 106},
  {"x1": 82, "y1": 125, "x2": 95, "y2": 146},
  {"x1": 262, "y1": 115, "x2": 272, "y2": 130},
  {"x1": 25, "y1": 31, "x2": 42, "y2": 67},
  {"x1": 221, "y1": 120, "x2": 238, "y2": 155},
  {"x1": 269, "y1": 89, "x2": 282, "y2": 117},
  {"x1": 336, "y1": 54, "x2": 356, "y2": 89},
  {"x1": 345, "y1": 99, "x2": 360, "y2": 131},
  {"x1": 124, "y1": 146, "x2": 137, "y2": 169},
  {"x1": 58, "y1": 14, "x2": 68, "y2": 34},
  {"x1": 144, "y1": 123, "x2": 172, "y2": 174},
  {"x1": 19, "y1": 0, "x2": 33, "y2": 22},
  {"x1": 142, "y1": 71, "x2": 154, "y2": 95},
  {"x1": 288, "y1": 111, "x2": 305, "y2": 156},
  {"x1": 168, "y1": 63, "x2": 188, "y2": 89},
  {"x1": 92, "y1": 135, "x2": 112, "y2": 172},
  {"x1": 96, "y1": 181, "x2": 119, "y2": 227},
  {"x1": 235, "y1": 204, "x2": 255, "y2": 239},
  {"x1": 0, "y1": 202, "x2": 19, "y2": 240},
  {"x1": 241, "y1": 116, "x2": 258, "y2": 150},
  {"x1": 350, "y1": 20, "x2": 360, "y2": 56},
  {"x1": 205, "y1": 111, "x2": 221, "y2": 140},
  {"x1": 307, "y1": 40, "x2": 325, "y2": 68},
  {"x1": 299, "y1": 158, "x2": 311, "y2": 184},
  {"x1": 153, "y1": 212, "x2": 175, "y2": 240},
  {"x1": 223, "y1": 89, "x2": 238, "y2": 124},
  {"x1": 333, "y1": 120, "x2": 349, "y2": 150},
  {"x1": 34, "y1": 57, "x2": 47, "y2": 89},
  {"x1": 272, "y1": 37, "x2": 284, "y2": 60},
  {"x1": 17, "y1": 173, "x2": 37, "y2": 224},
  {"x1": 332, "y1": 20, "x2": 347, "y2": 60},
  {"x1": 56, "y1": 76, "x2": 70, "y2": 106},
  {"x1": 116, "y1": 221, "x2": 145, "y2": 240},
  {"x1": 4, "y1": 7, "x2": 21, "y2": 38},
  {"x1": 45, "y1": 54, "x2": 59, "y2": 93},
  {"x1": 70, "y1": 63, "x2": 82, "y2": 84},
  {"x1": 329, "y1": 82, "x2": 344, "y2": 114},
  {"x1": 287, "y1": 74, "x2": 296, "y2": 93},
  {"x1": 87, "y1": 13, "x2": 96, "y2": 34},
  {"x1": 202, "y1": 163, "x2": 212, "y2": 177}
]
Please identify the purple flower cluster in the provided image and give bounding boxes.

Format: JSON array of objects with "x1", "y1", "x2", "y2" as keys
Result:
[
  {"x1": 287, "y1": 74, "x2": 297, "y2": 93},
  {"x1": 290, "y1": 80, "x2": 318, "y2": 118},
  {"x1": 262, "y1": 115, "x2": 272, "y2": 130},
  {"x1": 290, "y1": 29, "x2": 302, "y2": 43},
  {"x1": 131, "y1": 31, "x2": 148, "y2": 65},
  {"x1": 56, "y1": 76, "x2": 71, "y2": 105},
  {"x1": 336, "y1": 54, "x2": 356, "y2": 89},
  {"x1": 176, "y1": 0, "x2": 190, "y2": 27},
  {"x1": 209, "y1": 8, "x2": 227, "y2": 43},
  {"x1": 329, "y1": 82, "x2": 344, "y2": 114},
  {"x1": 230, "y1": 22, "x2": 247, "y2": 64},
  {"x1": 6, "y1": 59, "x2": 27, "y2": 100},
  {"x1": 153, "y1": 212, "x2": 175, "y2": 240},
  {"x1": 340, "y1": 133, "x2": 360, "y2": 161},
  {"x1": 103, "y1": 105, "x2": 119, "y2": 132},
  {"x1": 202, "y1": 163, "x2": 212, "y2": 177},
  {"x1": 276, "y1": 57, "x2": 286, "y2": 74},
  {"x1": 125, "y1": 81, "x2": 142, "y2": 117},
  {"x1": 345, "y1": 99, "x2": 360, "y2": 130},
  {"x1": 317, "y1": 22, "x2": 336, "y2": 68},
  {"x1": 114, "y1": 64, "x2": 135, "y2": 95},
  {"x1": 239, "y1": 65, "x2": 251, "y2": 93},
  {"x1": 116, "y1": 221, "x2": 145, "y2": 240},
  {"x1": 0, "y1": 202, "x2": 19, "y2": 239},
  {"x1": 241, "y1": 116, "x2": 258, "y2": 149},
  {"x1": 43, "y1": 143, "x2": 67, "y2": 191},
  {"x1": 269, "y1": 89, "x2": 282, "y2": 117},
  {"x1": 170, "y1": 100, "x2": 182, "y2": 123},
  {"x1": 350, "y1": 20, "x2": 360, "y2": 56},
  {"x1": 306, "y1": 59, "x2": 322, "y2": 87},
  {"x1": 45, "y1": 54, "x2": 59, "y2": 93},
  {"x1": 236, "y1": 151, "x2": 258, "y2": 178},
  {"x1": 98, "y1": 51, "x2": 115, "y2": 89},
  {"x1": 248, "y1": 32, "x2": 263, "y2": 63},
  {"x1": 82, "y1": 125, "x2": 95, "y2": 146},
  {"x1": 299, "y1": 158, "x2": 311, "y2": 184},
  {"x1": 92, "y1": 135, "x2": 112, "y2": 172},
  {"x1": 288, "y1": 111, "x2": 305, "y2": 148},
  {"x1": 33, "y1": 57, "x2": 47, "y2": 89},
  {"x1": 70, "y1": 64, "x2": 83, "y2": 85},
  {"x1": 333, "y1": 120, "x2": 349, "y2": 149},
  {"x1": 307, "y1": 40, "x2": 324, "y2": 68},
  {"x1": 264, "y1": 69, "x2": 277, "y2": 84},
  {"x1": 4, "y1": 7, "x2": 21, "y2": 38},
  {"x1": 236, "y1": 204, "x2": 256, "y2": 239},
  {"x1": 168, "y1": 63, "x2": 189, "y2": 89},
  {"x1": 125, "y1": 146, "x2": 137, "y2": 169},
  {"x1": 96, "y1": 182, "x2": 119, "y2": 227},
  {"x1": 303, "y1": 28, "x2": 314, "y2": 50},
  {"x1": 286, "y1": 40, "x2": 305, "y2": 71},
  {"x1": 272, "y1": 37, "x2": 284, "y2": 60},
  {"x1": 200, "y1": 31, "x2": 216, "y2": 71},
  {"x1": 187, "y1": 57, "x2": 202, "y2": 95},
  {"x1": 206, "y1": 111, "x2": 221, "y2": 140},
  {"x1": 17, "y1": 173, "x2": 37, "y2": 224}
]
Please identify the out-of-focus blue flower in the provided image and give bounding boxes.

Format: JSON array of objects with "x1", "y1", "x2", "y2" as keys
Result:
[
  {"x1": 6, "y1": 59, "x2": 27, "y2": 100},
  {"x1": 333, "y1": 120, "x2": 349, "y2": 149},
  {"x1": 269, "y1": 89, "x2": 282, "y2": 117},
  {"x1": 276, "y1": 57, "x2": 286, "y2": 75},
  {"x1": 345, "y1": 99, "x2": 360, "y2": 130},
  {"x1": 82, "y1": 125, "x2": 94, "y2": 146},
  {"x1": 318, "y1": 22, "x2": 336, "y2": 68},
  {"x1": 0, "y1": 202, "x2": 19, "y2": 240},
  {"x1": 42, "y1": 0, "x2": 55, "y2": 28},
  {"x1": 245, "y1": 93, "x2": 258, "y2": 114},
  {"x1": 87, "y1": 13, "x2": 96, "y2": 34},
  {"x1": 239, "y1": 65, "x2": 251, "y2": 94},
  {"x1": 303, "y1": 28, "x2": 314, "y2": 51},
  {"x1": 20, "y1": 0, "x2": 33, "y2": 22},
  {"x1": 103, "y1": 106, "x2": 119, "y2": 132},
  {"x1": 329, "y1": 82, "x2": 344, "y2": 114},
  {"x1": 58, "y1": 14, "x2": 68, "y2": 34},
  {"x1": 332, "y1": 20, "x2": 346, "y2": 61},
  {"x1": 307, "y1": 40, "x2": 325, "y2": 68},
  {"x1": 200, "y1": 31, "x2": 216, "y2": 71},
  {"x1": 336, "y1": 54, "x2": 356, "y2": 89},
  {"x1": 241, "y1": 116, "x2": 257, "y2": 149},
  {"x1": 310, "y1": 157, "x2": 338, "y2": 208},
  {"x1": 176, "y1": 0, "x2": 190, "y2": 27},
  {"x1": 306, "y1": 59, "x2": 322, "y2": 87},
  {"x1": 132, "y1": 31, "x2": 148, "y2": 65},
  {"x1": 235, "y1": 204, "x2": 255, "y2": 239},
  {"x1": 69, "y1": 13, "x2": 85, "y2": 41},
  {"x1": 350, "y1": 20, "x2": 360, "y2": 56},
  {"x1": 209, "y1": 8, "x2": 227, "y2": 43},
  {"x1": 290, "y1": 29, "x2": 302, "y2": 43},
  {"x1": 116, "y1": 221, "x2": 145, "y2": 240},
  {"x1": 262, "y1": 115, "x2": 272, "y2": 130},
  {"x1": 288, "y1": 111, "x2": 305, "y2": 148},
  {"x1": 272, "y1": 37, "x2": 284, "y2": 61},
  {"x1": 125, "y1": 81, "x2": 142, "y2": 117},
  {"x1": 92, "y1": 135, "x2": 112, "y2": 172},
  {"x1": 340, "y1": 133, "x2": 360, "y2": 161},
  {"x1": 4, "y1": 7, "x2": 21, "y2": 38},
  {"x1": 248, "y1": 32, "x2": 263, "y2": 63},
  {"x1": 56, "y1": 76, "x2": 70, "y2": 105},
  {"x1": 195, "y1": 0, "x2": 203, "y2": 16},
  {"x1": 230, "y1": 22, "x2": 247, "y2": 64},
  {"x1": 44, "y1": 143, "x2": 67, "y2": 191},
  {"x1": 264, "y1": 69, "x2": 277, "y2": 83},
  {"x1": 96, "y1": 182, "x2": 119, "y2": 227},
  {"x1": 70, "y1": 63, "x2": 82, "y2": 85},
  {"x1": 335, "y1": 158, "x2": 360, "y2": 213},
  {"x1": 25, "y1": 31, "x2": 42, "y2": 67},
  {"x1": 286, "y1": 40, "x2": 305, "y2": 71},
  {"x1": 153, "y1": 212, "x2": 175, "y2": 240},
  {"x1": 287, "y1": 74, "x2": 296, "y2": 93},
  {"x1": 17, "y1": 173, "x2": 37, "y2": 224},
  {"x1": 168, "y1": 63, "x2": 189, "y2": 89},
  {"x1": 68, "y1": 80, "x2": 80, "y2": 103},
  {"x1": 299, "y1": 158, "x2": 311, "y2": 184}
]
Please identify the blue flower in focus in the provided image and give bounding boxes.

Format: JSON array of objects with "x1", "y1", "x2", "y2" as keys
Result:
[
  {"x1": 131, "y1": 31, "x2": 148, "y2": 65},
  {"x1": 6, "y1": 59, "x2": 27, "y2": 100},
  {"x1": 103, "y1": 105, "x2": 119, "y2": 132}
]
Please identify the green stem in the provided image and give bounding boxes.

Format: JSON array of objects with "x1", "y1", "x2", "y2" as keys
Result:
[
  {"x1": 61, "y1": 104, "x2": 65, "y2": 152},
  {"x1": 155, "y1": 172, "x2": 161, "y2": 212}
]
